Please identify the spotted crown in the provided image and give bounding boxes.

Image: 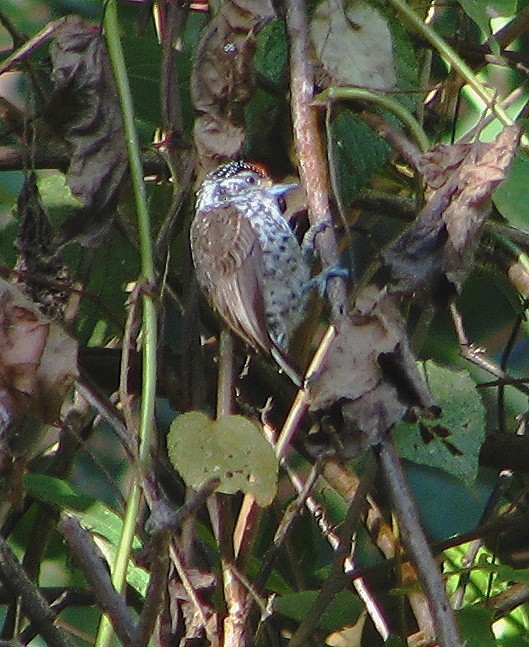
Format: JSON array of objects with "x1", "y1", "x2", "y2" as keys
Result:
[{"x1": 205, "y1": 160, "x2": 268, "y2": 182}]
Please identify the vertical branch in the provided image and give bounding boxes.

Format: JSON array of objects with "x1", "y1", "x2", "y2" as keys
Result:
[
  {"x1": 285, "y1": 0, "x2": 347, "y2": 321},
  {"x1": 98, "y1": 2, "x2": 158, "y2": 645},
  {"x1": 208, "y1": 329, "x2": 249, "y2": 646}
]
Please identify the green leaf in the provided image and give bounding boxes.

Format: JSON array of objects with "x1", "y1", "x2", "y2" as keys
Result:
[
  {"x1": 383, "y1": 637, "x2": 406, "y2": 647},
  {"x1": 393, "y1": 361, "x2": 485, "y2": 485},
  {"x1": 274, "y1": 590, "x2": 362, "y2": 634},
  {"x1": 457, "y1": 0, "x2": 517, "y2": 41},
  {"x1": 456, "y1": 606, "x2": 496, "y2": 647},
  {"x1": 493, "y1": 151, "x2": 529, "y2": 230},
  {"x1": 253, "y1": 18, "x2": 288, "y2": 86},
  {"x1": 477, "y1": 557, "x2": 529, "y2": 586},
  {"x1": 331, "y1": 110, "x2": 391, "y2": 206},
  {"x1": 25, "y1": 473, "x2": 148, "y2": 595},
  {"x1": 37, "y1": 173, "x2": 84, "y2": 216},
  {"x1": 167, "y1": 412, "x2": 278, "y2": 506}
]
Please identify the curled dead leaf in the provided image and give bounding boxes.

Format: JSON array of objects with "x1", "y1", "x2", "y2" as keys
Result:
[
  {"x1": 310, "y1": 0, "x2": 396, "y2": 91},
  {"x1": 191, "y1": 0, "x2": 276, "y2": 170},
  {"x1": 307, "y1": 288, "x2": 436, "y2": 453},
  {"x1": 47, "y1": 16, "x2": 128, "y2": 247},
  {"x1": 14, "y1": 175, "x2": 72, "y2": 319},
  {"x1": 383, "y1": 125, "x2": 521, "y2": 295},
  {"x1": 0, "y1": 279, "x2": 78, "y2": 429}
]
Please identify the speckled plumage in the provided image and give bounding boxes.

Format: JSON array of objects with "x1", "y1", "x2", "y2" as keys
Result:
[{"x1": 191, "y1": 161, "x2": 309, "y2": 367}]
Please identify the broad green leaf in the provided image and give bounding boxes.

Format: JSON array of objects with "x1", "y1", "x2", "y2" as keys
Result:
[
  {"x1": 458, "y1": 0, "x2": 517, "y2": 41},
  {"x1": 167, "y1": 412, "x2": 278, "y2": 506},
  {"x1": 37, "y1": 173, "x2": 84, "y2": 217},
  {"x1": 274, "y1": 590, "x2": 362, "y2": 634},
  {"x1": 25, "y1": 473, "x2": 148, "y2": 595},
  {"x1": 393, "y1": 361, "x2": 485, "y2": 485},
  {"x1": 477, "y1": 557, "x2": 529, "y2": 586},
  {"x1": 331, "y1": 110, "x2": 391, "y2": 206},
  {"x1": 493, "y1": 151, "x2": 529, "y2": 230},
  {"x1": 456, "y1": 606, "x2": 496, "y2": 647},
  {"x1": 25, "y1": 472, "x2": 94, "y2": 511}
]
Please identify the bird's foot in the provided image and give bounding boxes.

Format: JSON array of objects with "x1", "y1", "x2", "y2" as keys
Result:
[{"x1": 304, "y1": 264, "x2": 350, "y2": 297}]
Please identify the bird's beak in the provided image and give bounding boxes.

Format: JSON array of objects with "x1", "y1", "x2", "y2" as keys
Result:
[{"x1": 266, "y1": 182, "x2": 299, "y2": 198}]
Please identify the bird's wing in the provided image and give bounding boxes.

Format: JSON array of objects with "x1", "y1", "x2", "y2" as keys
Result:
[{"x1": 190, "y1": 203, "x2": 270, "y2": 352}]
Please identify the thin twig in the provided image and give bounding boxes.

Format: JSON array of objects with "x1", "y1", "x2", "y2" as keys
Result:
[
  {"x1": 209, "y1": 329, "x2": 249, "y2": 647},
  {"x1": 131, "y1": 534, "x2": 169, "y2": 647},
  {"x1": 289, "y1": 454, "x2": 388, "y2": 646},
  {"x1": 377, "y1": 438, "x2": 464, "y2": 647},
  {"x1": 58, "y1": 516, "x2": 138, "y2": 646},
  {"x1": 0, "y1": 536, "x2": 76, "y2": 647}
]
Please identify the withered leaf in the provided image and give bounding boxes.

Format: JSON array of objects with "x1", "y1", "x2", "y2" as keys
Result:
[
  {"x1": 308, "y1": 287, "x2": 436, "y2": 451},
  {"x1": 0, "y1": 279, "x2": 78, "y2": 428},
  {"x1": 310, "y1": 0, "x2": 396, "y2": 91},
  {"x1": 47, "y1": 16, "x2": 127, "y2": 246},
  {"x1": 14, "y1": 174, "x2": 71, "y2": 319},
  {"x1": 191, "y1": 0, "x2": 276, "y2": 170},
  {"x1": 383, "y1": 125, "x2": 521, "y2": 296}
]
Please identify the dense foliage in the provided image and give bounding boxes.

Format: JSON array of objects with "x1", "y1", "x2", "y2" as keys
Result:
[{"x1": 1, "y1": 1, "x2": 529, "y2": 645}]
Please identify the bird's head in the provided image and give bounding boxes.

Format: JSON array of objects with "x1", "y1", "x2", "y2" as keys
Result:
[{"x1": 196, "y1": 161, "x2": 297, "y2": 210}]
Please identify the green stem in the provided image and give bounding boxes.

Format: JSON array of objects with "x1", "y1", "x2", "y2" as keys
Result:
[
  {"x1": 314, "y1": 86, "x2": 430, "y2": 152},
  {"x1": 96, "y1": 2, "x2": 158, "y2": 646},
  {"x1": 386, "y1": 0, "x2": 513, "y2": 127}
]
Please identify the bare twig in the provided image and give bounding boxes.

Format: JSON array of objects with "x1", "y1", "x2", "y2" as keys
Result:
[
  {"x1": 0, "y1": 536, "x2": 76, "y2": 647},
  {"x1": 256, "y1": 456, "x2": 326, "y2": 590},
  {"x1": 131, "y1": 534, "x2": 169, "y2": 647},
  {"x1": 58, "y1": 515, "x2": 138, "y2": 646},
  {"x1": 289, "y1": 454, "x2": 387, "y2": 646},
  {"x1": 285, "y1": 0, "x2": 348, "y2": 321},
  {"x1": 208, "y1": 329, "x2": 249, "y2": 647},
  {"x1": 377, "y1": 438, "x2": 464, "y2": 647}
]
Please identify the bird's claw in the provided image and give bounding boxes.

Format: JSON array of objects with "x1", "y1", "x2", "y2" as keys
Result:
[
  {"x1": 301, "y1": 220, "x2": 333, "y2": 259},
  {"x1": 304, "y1": 264, "x2": 350, "y2": 297}
]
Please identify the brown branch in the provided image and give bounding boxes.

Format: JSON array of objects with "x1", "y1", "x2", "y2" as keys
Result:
[
  {"x1": 377, "y1": 439, "x2": 464, "y2": 647},
  {"x1": 0, "y1": 536, "x2": 76, "y2": 647},
  {"x1": 285, "y1": 0, "x2": 347, "y2": 321},
  {"x1": 58, "y1": 515, "x2": 138, "y2": 646},
  {"x1": 0, "y1": 146, "x2": 170, "y2": 178}
]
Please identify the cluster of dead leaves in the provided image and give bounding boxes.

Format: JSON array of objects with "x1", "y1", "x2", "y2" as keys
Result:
[
  {"x1": 0, "y1": 279, "x2": 77, "y2": 455},
  {"x1": 191, "y1": 0, "x2": 276, "y2": 174},
  {"x1": 0, "y1": 15, "x2": 125, "y2": 460},
  {"x1": 308, "y1": 126, "x2": 521, "y2": 451}
]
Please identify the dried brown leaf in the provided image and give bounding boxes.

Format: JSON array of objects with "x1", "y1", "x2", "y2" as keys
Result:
[
  {"x1": 14, "y1": 175, "x2": 72, "y2": 318},
  {"x1": 47, "y1": 16, "x2": 127, "y2": 246},
  {"x1": 0, "y1": 279, "x2": 78, "y2": 427},
  {"x1": 191, "y1": 0, "x2": 276, "y2": 170},
  {"x1": 383, "y1": 125, "x2": 521, "y2": 295},
  {"x1": 308, "y1": 288, "x2": 436, "y2": 451},
  {"x1": 310, "y1": 0, "x2": 396, "y2": 91}
]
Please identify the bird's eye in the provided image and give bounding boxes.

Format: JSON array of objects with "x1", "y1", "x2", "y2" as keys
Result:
[{"x1": 246, "y1": 175, "x2": 256, "y2": 185}]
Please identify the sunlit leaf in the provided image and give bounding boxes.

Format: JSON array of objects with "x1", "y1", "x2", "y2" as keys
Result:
[{"x1": 167, "y1": 411, "x2": 278, "y2": 506}]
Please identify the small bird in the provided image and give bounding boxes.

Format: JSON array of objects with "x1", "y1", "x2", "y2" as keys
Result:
[{"x1": 191, "y1": 161, "x2": 310, "y2": 382}]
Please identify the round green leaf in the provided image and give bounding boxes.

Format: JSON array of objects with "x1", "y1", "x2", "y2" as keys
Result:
[{"x1": 167, "y1": 412, "x2": 278, "y2": 507}]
